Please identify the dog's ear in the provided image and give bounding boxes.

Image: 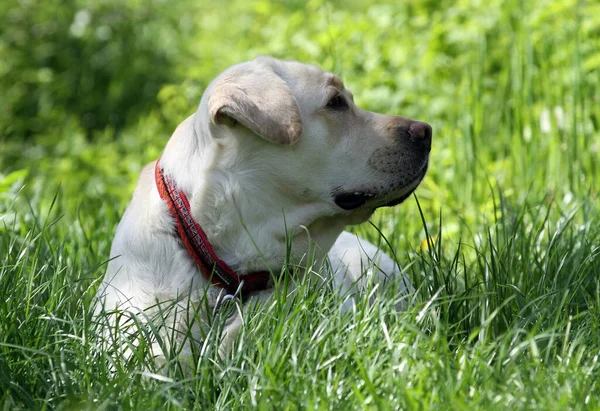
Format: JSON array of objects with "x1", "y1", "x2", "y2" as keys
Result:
[{"x1": 208, "y1": 64, "x2": 302, "y2": 145}]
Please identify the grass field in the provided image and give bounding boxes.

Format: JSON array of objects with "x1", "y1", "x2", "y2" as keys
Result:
[{"x1": 1, "y1": 1, "x2": 600, "y2": 409}]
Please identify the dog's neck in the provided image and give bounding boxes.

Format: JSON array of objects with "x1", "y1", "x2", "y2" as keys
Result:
[
  {"x1": 155, "y1": 159, "x2": 272, "y2": 293},
  {"x1": 158, "y1": 115, "x2": 350, "y2": 274},
  {"x1": 159, "y1": 115, "x2": 212, "y2": 196}
]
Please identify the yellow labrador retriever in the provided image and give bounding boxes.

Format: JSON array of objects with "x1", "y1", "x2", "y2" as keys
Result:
[{"x1": 96, "y1": 56, "x2": 432, "y2": 361}]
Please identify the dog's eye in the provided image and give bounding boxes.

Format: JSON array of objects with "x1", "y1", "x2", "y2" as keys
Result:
[{"x1": 326, "y1": 94, "x2": 348, "y2": 110}]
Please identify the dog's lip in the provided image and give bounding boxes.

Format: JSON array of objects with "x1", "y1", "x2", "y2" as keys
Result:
[
  {"x1": 333, "y1": 184, "x2": 417, "y2": 211},
  {"x1": 333, "y1": 163, "x2": 428, "y2": 211},
  {"x1": 333, "y1": 192, "x2": 376, "y2": 210}
]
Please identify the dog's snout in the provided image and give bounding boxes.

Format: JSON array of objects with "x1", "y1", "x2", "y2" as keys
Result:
[{"x1": 407, "y1": 121, "x2": 432, "y2": 152}]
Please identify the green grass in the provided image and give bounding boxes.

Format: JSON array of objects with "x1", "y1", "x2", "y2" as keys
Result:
[{"x1": 2, "y1": 1, "x2": 600, "y2": 409}]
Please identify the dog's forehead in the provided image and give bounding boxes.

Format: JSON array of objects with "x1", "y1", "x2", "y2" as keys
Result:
[
  {"x1": 273, "y1": 60, "x2": 349, "y2": 105},
  {"x1": 273, "y1": 60, "x2": 330, "y2": 85}
]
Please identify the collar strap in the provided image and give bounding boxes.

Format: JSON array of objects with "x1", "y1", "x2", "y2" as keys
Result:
[{"x1": 154, "y1": 159, "x2": 271, "y2": 295}]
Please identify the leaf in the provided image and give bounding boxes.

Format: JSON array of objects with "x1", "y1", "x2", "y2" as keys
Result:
[{"x1": 0, "y1": 169, "x2": 28, "y2": 194}]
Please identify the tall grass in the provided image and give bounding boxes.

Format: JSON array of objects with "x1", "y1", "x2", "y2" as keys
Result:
[{"x1": 1, "y1": 182, "x2": 599, "y2": 408}]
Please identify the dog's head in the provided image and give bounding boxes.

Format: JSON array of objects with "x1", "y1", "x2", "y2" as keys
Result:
[{"x1": 168, "y1": 56, "x2": 431, "y2": 271}]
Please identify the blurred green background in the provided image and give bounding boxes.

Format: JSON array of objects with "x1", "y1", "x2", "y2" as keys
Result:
[{"x1": 1, "y1": 0, "x2": 599, "y2": 244}]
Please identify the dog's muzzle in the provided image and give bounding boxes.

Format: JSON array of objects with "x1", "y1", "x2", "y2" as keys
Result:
[{"x1": 333, "y1": 120, "x2": 432, "y2": 211}]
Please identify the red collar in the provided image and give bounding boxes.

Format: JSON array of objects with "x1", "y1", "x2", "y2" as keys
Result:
[{"x1": 154, "y1": 159, "x2": 272, "y2": 295}]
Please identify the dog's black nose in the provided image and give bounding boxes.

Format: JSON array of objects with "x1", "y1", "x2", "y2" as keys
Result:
[{"x1": 408, "y1": 121, "x2": 432, "y2": 152}]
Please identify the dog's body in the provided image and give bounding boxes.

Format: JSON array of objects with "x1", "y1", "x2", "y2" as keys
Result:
[{"x1": 96, "y1": 57, "x2": 431, "y2": 360}]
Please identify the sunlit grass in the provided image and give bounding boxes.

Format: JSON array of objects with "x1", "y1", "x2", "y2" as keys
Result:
[{"x1": 1, "y1": 183, "x2": 599, "y2": 408}]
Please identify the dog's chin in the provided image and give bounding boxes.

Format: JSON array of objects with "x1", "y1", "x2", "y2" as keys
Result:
[{"x1": 377, "y1": 185, "x2": 419, "y2": 208}]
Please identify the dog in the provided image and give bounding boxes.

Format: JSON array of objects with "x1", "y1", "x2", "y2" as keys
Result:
[{"x1": 95, "y1": 56, "x2": 432, "y2": 363}]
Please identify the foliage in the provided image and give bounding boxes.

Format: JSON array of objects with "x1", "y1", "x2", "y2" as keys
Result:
[
  {"x1": 0, "y1": 0, "x2": 190, "y2": 139},
  {"x1": 1, "y1": 0, "x2": 600, "y2": 409}
]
